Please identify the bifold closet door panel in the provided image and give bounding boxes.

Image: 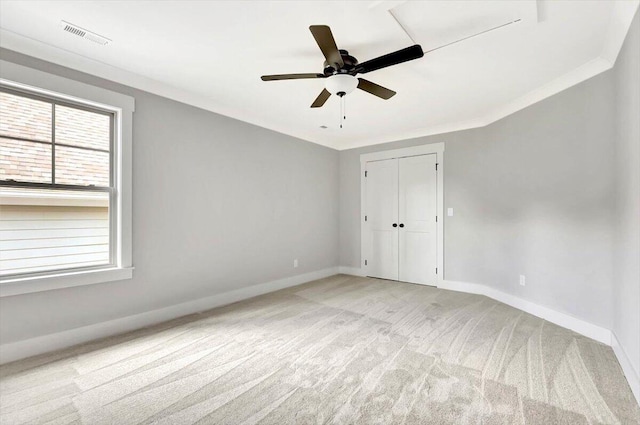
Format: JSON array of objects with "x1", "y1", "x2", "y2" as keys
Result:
[
  {"x1": 365, "y1": 158, "x2": 399, "y2": 281},
  {"x1": 399, "y1": 154, "x2": 437, "y2": 285}
]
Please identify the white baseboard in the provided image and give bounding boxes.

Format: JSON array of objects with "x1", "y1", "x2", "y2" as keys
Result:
[
  {"x1": 338, "y1": 266, "x2": 366, "y2": 276},
  {"x1": 611, "y1": 332, "x2": 640, "y2": 406},
  {"x1": 439, "y1": 280, "x2": 612, "y2": 345},
  {"x1": 0, "y1": 267, "x2": 339, "y2": 365}
]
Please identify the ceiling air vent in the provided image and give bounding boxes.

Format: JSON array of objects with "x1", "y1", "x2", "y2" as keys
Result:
[{"x1": 60, "y1": 21, "x2": 111, "y2": 45}]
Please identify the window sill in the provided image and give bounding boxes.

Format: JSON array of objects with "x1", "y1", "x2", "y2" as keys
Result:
[{"x1": 0, "y1": 267, "x2": 134, "y2": 297}]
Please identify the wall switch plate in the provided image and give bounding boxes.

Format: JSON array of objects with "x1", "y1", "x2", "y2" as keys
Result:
[
  {"x1": 519, "y1": 275, "x2": 526, "y2": 286},
  {"x1": 447, "y1": 208, "x2": 454, "y2": 217},
  {"x1": 293, "y1": 259, "x2": 298, "y2": 268}
]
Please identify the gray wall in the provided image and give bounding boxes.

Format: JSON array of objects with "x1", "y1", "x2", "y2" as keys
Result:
[
  {"x1": 0, "y1": 49, "x2": 340, "y2": 344},
  {"x1": 340, "y1": 70, "x2": 617, "y2": 329},
  {"x1": 613, "y1": 10, "x2": 640, "y2": 379}
]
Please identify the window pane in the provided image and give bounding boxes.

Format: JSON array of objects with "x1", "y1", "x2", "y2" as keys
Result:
[
  {"x1": 55, "y1": 145, "x2": 109, "y2": 186},
  {"x1": 55, "y1": 105, "x2": 110, "y2": 151},
  {"x1": 0, "y1": 187, "x2": 110, "y2": 276},
  {"x1": 0, "y1": 91, "x2": 52, "y2": 142},
  {"x1": 0, "y1": 137, "x2": 52, "y2": 183}
]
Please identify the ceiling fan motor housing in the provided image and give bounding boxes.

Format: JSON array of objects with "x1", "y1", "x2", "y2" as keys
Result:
[{"x1": 323, "y1": 50, "x2": 358, "y2": 76}]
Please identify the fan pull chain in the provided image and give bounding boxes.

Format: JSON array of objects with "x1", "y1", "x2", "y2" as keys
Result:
[
  {"x1": 339, "y1": 95, "x2": 347, "y2": 129},
  {"x1": 344, "y1": 97, "x2": 347, "y2": 121}
]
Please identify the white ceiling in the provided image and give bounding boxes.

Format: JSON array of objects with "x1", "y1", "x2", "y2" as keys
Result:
[{"x1": 0, "y1": 1, "x2": 638, "y2": 150}]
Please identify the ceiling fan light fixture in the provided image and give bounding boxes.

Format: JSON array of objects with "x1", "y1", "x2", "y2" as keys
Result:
[{"x1": 325, "y1": 74, "x2": 358, "y2": 96}]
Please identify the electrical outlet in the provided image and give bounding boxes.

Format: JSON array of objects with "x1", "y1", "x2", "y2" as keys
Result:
[
  {"x1": 293, "y1": 259, "x2": 298, "y2": 268},
  {"x1": 519, "y1": 275, "x2": 526, "y2": 286}
]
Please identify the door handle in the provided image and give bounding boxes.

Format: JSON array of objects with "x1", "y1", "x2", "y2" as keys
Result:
[
  {"x1": 399, "y1": 223, "x2": 405, "y2": 228},
  {"x1": 392, "y1": 223, "x2": 398, "y2": 227}
]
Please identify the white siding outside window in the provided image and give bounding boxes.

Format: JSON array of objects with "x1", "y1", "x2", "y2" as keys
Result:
[{"x1": 1, "y1": 191, "x2": 109, "y2": 275}]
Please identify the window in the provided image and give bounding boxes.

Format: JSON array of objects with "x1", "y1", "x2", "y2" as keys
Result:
[
  {"x1": 0, "y1": 61, "x2": 133, "y2": 296},
  {"x1": 1, "y1": 88, "x2": 114, "y2": 276}
]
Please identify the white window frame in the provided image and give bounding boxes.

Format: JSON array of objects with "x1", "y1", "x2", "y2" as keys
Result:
[{"x1": 0, "y1": 60, "x2": 134, "y2": 297}]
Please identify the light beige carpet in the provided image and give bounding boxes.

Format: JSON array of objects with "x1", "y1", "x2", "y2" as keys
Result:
[{"x1": 0, "y1": 274, "x2": 638, "y2": 425}]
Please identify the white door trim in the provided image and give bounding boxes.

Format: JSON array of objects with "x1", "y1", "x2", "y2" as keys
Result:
[{"x1": 360, "y1": 143, "x2": 445, "y2": 286}]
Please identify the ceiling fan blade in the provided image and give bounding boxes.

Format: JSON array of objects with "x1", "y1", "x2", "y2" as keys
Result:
[
  {"x1": 309, "y1": 25, "x2": 344, "y2": 69},
  {"x1": 310, "y1": 89, "x2": 331, "y2": 108},
  {"x1": 261, "y1": 73, "x2": 325, "y2": 81},
  {"x1": 355, "y1": 45, "x2": 424, "y2": 74},
  {"x1": 357, "y1": 79, "x2": 396, "y2": 99}
]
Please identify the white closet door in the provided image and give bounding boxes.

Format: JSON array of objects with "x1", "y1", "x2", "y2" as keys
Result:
[
  {"x1": 398, "y1": 154, "x2": 437, "y2": 285},
  {"x1": 365, "y1": 158, "x2": 399, "y2": 281}
]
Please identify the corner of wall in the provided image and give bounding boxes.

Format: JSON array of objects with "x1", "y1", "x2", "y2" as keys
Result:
[{"x1": 612, "y1": 332, "x2": 640, "y2": 406}]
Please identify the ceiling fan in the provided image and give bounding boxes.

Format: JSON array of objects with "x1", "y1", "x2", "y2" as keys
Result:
[{"x1": 261, "y1": 25, "x2": 424, "y2": 108}]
